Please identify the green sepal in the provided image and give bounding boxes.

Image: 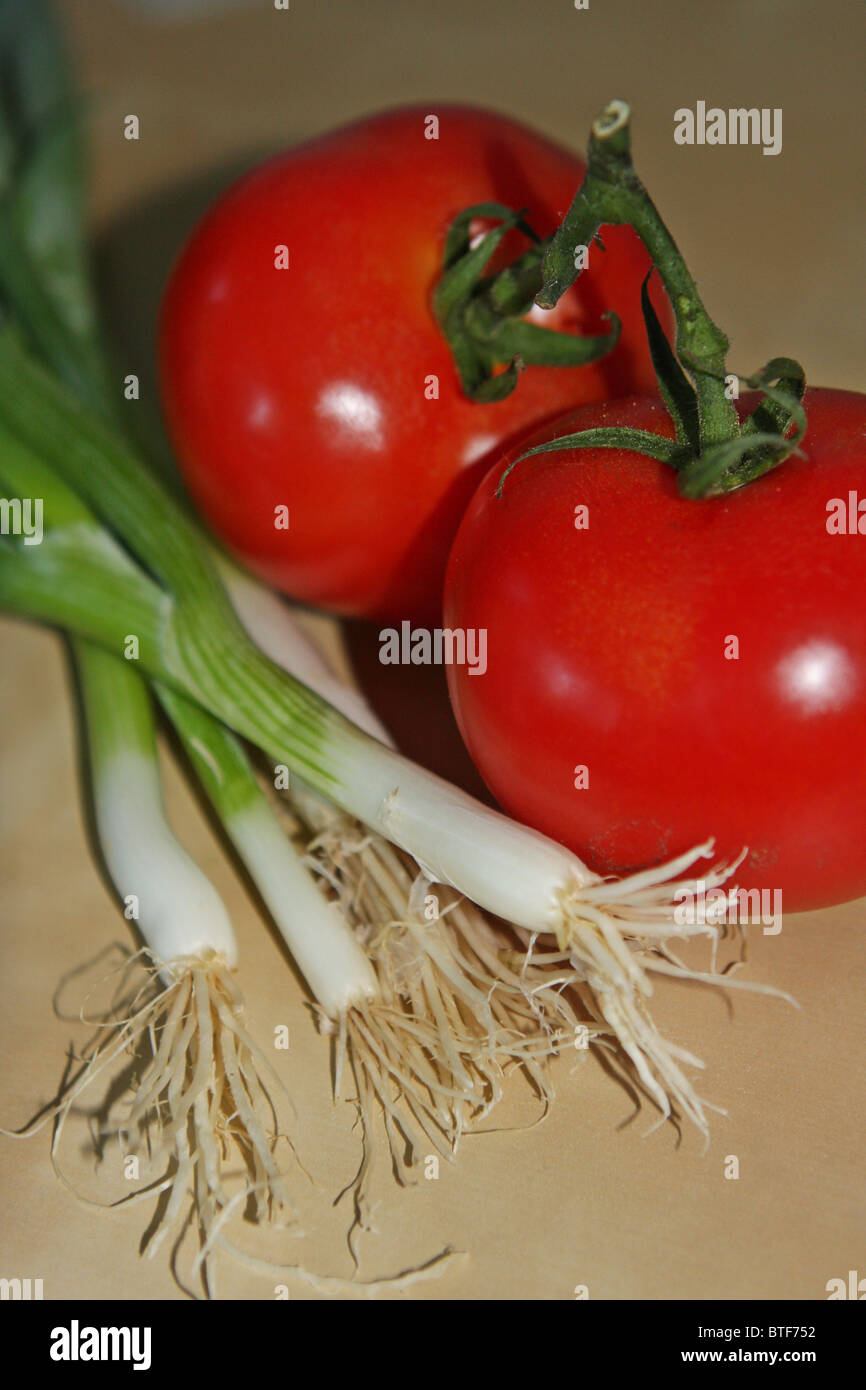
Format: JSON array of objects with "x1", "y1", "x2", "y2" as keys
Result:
[
  {"x1": 677, "y1": 357, "x2": 807, "y2": 497},
  {"x1": 440, "y1": 201, "x2": 539, "y2": 272},
  {"x1": 740, "y1": 356, "x2": 807, "y2": 440},
  {"x1": 433, "y1": 212, "x2": 522, "y2": 325},
  {"x1": 485, "y1": 244, "x2": 546, "y2": 316},
  {"x1": 496, "y1": 426, "x2": 685, "y2": 497},
  {"x1": 640, "y1": 270, "x2": 699, "y2": 453},
  {"x1": 676, "y1": 430, "x2": 803, "y2": 498},
  {"x1": 438, "y1": 299, "x2": 519, "y2": 401},
  {"x1": 433, "y1": 210, "x2": 526, "y2": 399},
  {"x1": 435, "y1": 199, "x2": 620, "y2": 402},
  {"x1": 467, "y1": 307, "x2": 621, "y2": 368},
  {"x1": 470, "y1": 360, "x2": 523, "y2": 403}
]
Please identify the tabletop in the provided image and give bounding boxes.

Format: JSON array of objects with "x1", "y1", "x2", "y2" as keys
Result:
[{"x1": 1, "y1": 0, "x2": 864, "y2": 1301}]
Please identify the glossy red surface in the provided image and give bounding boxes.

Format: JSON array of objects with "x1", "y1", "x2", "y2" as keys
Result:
[
  {"x1": 160, "y1": 104, "x2": 668, "y2": 621},
  {"x1": 445, "y1": 389, "x2": 866, "y2": 910}
]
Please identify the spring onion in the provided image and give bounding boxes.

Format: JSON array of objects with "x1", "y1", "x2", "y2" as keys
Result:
[
  {"x1": 0, "y1": 428, "x2": 591, "y2": 1283},
  {"x1": 0, "y1": 430, "x2": 303, "y2": 1294},
  {"x1": 217, "y1": 576, "x2": 607, "y2": 1206},
  {"x1": 0, "y1": 368, "x2": 772, "y2": 1136},
  {"x1": 0, "y1": 0, "x2": 784, "y2": 1210},
  {"x1": 0, "y1": 21, "x2": 600, "y2": 1282},
  {"x1": 219, "y1": 587, "x2": 777, "y2": 1140}
]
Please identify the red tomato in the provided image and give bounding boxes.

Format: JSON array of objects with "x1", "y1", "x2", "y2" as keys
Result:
[
  {"x1": 160, "y1": 105, "x2": 668, "y2": 622},
  {"x1": 444, "y1": 389, "x2": 866, "y2": 912}
]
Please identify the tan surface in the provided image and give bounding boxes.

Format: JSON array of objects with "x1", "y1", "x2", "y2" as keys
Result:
[{"x1": 1, "y1": 0, "x2": 864, "y2": 1300}]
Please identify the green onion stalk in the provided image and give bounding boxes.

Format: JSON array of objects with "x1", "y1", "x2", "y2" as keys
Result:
[
  {"x1": 0, "y1": 140, "x2": 617, "y2": 1258},
  {"x1": 0, "y1": 5, "x2": 318, "y2": 1294},
  {"x1": 0, "y1": 335, "x2": 771, "y2": 1141},
  {"x1": 0, "y1": 432, "x2": 473, "y2": 1294},
  {"x1": 0, "y1": 5, "x2": 626, "y2": 1284},
  {"x1": 0, "y1": 16, "x2": 783, "y2": 1278},
  {"x1": 220, "y1": 567, "x2": 607, "y2": 1228},
  {"x1": 0, "y1": 432, "x2": 300, "y2": 1298},
  {"x1": 0, "y1": 2, "x2": 532, "y2": 1286}
]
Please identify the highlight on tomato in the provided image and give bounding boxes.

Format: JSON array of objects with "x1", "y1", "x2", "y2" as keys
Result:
[
  {"x1": 445, "y1": 386, "x2": 866, "y2": 913},
  {"x1": 159, "y1": 103, "x2": 670, "y2": 622}
]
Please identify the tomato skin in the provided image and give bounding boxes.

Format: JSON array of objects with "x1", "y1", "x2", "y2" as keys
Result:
[
  {"x1": 159, "y1": 104, "x2": 667, "y2": 622},
  {"x1": 444, "y1": 389, "x2": 866, "y2": 912}
]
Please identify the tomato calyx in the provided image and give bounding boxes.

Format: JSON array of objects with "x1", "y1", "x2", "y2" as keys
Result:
[
  {"x1": 432, "y1": 199, "x2": 622, "y2": 403},
  {"x1": 493, "y1": 99, "x2": 808, "y2": 500}
]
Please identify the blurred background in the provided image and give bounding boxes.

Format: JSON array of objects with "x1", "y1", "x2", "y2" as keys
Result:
[
  {"x1": 68, "y1": 0, "x2": 866, "y2": 779},
  {"x1": 67, "y1": 0, "x2": 865, "y2": 392},
  {"x1": 1, "y1": 0, "x2": 863, "y2": 1300}
]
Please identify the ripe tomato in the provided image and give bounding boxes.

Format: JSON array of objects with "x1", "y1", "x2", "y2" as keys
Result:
[
  {"x1": 444, "y1": 389, "x2": 866, "y2": 912},
  {"x1": 160, "y1": 104, "x2": 668, "y2": 622}
]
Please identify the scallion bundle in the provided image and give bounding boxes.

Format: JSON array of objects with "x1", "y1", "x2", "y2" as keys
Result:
[
  {"x1": 0, "y1": 2, "x2": 790, "y2": 1301},
  {"x1": 0, "y1": 357, "x2": 768, "y2": 1142}
]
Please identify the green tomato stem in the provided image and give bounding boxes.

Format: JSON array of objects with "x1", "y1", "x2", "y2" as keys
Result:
[{"x1": 538, "y1": 100, "x2": 739, "y2": 452}]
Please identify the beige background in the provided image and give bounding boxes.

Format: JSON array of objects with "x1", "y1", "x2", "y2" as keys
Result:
[{"x1": 1, "y1": 0, "x2": 864, "y2": 1300}]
